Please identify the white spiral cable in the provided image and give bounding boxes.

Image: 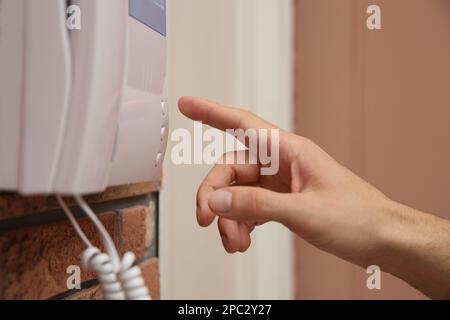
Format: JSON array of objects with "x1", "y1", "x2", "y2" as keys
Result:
[
  {"x1": 118, "y1": 252, "x2": 150, "y2": 300},
  {"x1": 57, "y1": 195, "x2": 151, "y2": 300},
  {"x1": 81, "y1": 247, "x2": 125, "y2": 300}
]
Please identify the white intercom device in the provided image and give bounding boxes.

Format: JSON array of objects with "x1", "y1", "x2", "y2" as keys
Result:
[
  {"x1": 0, "y1": 0, "x2": 169, "y2": 195},
  {"x1": 1, "y1": 0, "x2": 168, "y2": 300}
]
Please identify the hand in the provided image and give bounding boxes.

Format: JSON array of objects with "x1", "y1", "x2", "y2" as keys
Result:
[
  {"x1": 179, "y1": 96, "x2": 450, "y2": 298},
  {"x1": 178, "y1": 96, "x2": 390, "y2": 263}
]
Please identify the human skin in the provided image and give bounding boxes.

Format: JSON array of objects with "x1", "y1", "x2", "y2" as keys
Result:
[{"x1": 178, "y1": 96, "x2": 450, "y2": 299}]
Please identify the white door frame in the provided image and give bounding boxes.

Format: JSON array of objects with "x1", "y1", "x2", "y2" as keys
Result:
[
  {"x1": 233, "y1": 0, "x2": 294, "y2": 300},
  {"x1": 160, "y1": 0, "x2": 294, "y2": 300}
]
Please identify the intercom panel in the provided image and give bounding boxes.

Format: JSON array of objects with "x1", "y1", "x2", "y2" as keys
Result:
[
  {"x1": 0, "y1": 0, "x2": 168, "y2": 195},
  {"x1": 108, "y1": 0, "x2": 169, "y2": 187}
]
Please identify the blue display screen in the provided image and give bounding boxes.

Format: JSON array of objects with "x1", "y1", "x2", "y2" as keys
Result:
[{"x1": 129, "y1": 0, "x2": 166, "y2": 37}]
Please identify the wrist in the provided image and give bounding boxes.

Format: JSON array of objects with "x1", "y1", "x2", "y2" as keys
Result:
[
  {"x1": 363, "y1": 198, "x2": 421, "y2": 271},
  {"x1": 371, "y1": 199, "x2": 450, "y2": 298}
]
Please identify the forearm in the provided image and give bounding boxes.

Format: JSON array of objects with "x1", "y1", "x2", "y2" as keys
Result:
[
  {"x1": 376, "y1": 200, "x2": 450, "y2": 299},
  {"x1": 179, "y1": 97, "x2": 450, "y2": 298}
]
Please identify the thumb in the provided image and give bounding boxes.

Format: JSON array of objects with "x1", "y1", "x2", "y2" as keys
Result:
[{"x1": 208, "y1": 187, "x2": 301, "y2": 224}]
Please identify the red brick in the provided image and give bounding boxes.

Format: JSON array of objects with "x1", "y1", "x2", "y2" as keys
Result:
[
  {"x1": 141, "y1": 258, "x2": 160, "y2": 300},
  {"x1": 0, "y1": 197, "x2": 157, "y2": 300},
  {"x1": 119, "y1": 203, "x2": 156, "y2": 259},
  {"x1": 0, "y1": 213, "x2": 119, "y2": 300}
]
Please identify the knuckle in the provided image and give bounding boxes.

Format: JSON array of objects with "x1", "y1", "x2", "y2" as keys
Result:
[
  {"x1": 249, "y1": 189, "x2": 264, "y2": 216},
  {"x1": 297, "y1": 136, "x2": 313, "y2": 149}
]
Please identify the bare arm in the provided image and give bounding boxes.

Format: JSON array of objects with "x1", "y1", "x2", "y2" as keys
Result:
[
  {"x1": 378, "y1": 202, "x2": 450, "y2": 299},
  {"x1": 179, "y1": 96, "x2": 450, "y2": 299}
]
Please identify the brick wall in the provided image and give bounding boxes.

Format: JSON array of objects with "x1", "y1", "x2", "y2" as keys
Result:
[{"x1": 0, "y1": 182, "x2": 160, "y2": 300}]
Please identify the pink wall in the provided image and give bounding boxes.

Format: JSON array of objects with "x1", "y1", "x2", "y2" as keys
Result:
[{"x1": 294, "y1": 0, "x2": 450, "y2": 299}]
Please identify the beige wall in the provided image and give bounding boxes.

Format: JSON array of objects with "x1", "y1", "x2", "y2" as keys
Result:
[
  {"x1": 162, "y1": 0, "x2": 239, "y2": 299},
  {"x1": 161, "y1": 0, "x2": 294, "y2": 299},
  {"x1": 295, "y1": 0, "x2": 450, "y2": 299}
]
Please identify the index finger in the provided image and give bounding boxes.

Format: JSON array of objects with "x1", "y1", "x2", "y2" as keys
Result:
[{"x1": 178, "y1": 96, "x2": 279, "y2": 132}]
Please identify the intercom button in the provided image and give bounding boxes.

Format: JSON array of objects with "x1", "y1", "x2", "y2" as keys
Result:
[
  {"x1": 155, "y1": 153, "x2": 162, "y2": 167},
  {"x1": 161, "y1": 100, "x2": 167, "y2": 116}
]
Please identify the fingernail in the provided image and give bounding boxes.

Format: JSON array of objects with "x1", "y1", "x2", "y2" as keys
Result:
[{"x1": 209, "y1": 191, "x2": 232, "y2": 213}]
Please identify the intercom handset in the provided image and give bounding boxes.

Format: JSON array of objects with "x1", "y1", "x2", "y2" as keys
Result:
[
  {"x1": 0, "y1": 0, "x2": 169, "y2": 195},
  {"x1": 0, "y1": 0, "x2": 168, "y2": 300}
]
